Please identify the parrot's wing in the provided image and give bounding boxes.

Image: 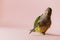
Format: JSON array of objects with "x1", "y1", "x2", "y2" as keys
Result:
[
  {"x1": 34, "y1": 14, "x2": 43, "y2": 27},
  {"x1": 29, "y1": 14, "x2": 43, "y2": 34}
]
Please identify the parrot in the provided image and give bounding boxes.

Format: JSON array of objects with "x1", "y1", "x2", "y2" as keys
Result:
[{"x1": 29, "y1": 7, "x2": 52, "y2": 35}]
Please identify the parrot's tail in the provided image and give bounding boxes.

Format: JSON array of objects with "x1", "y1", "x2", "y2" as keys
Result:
[{"x1": 29, "y1": 29, "x2": 35, "y2": 34}]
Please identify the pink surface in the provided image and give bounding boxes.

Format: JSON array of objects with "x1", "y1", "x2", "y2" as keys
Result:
[{"x1": 0, "y1": 0, "x2": 60, "y2": 40}]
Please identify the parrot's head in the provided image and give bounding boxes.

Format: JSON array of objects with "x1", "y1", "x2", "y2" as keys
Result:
[{"x1": 45, "y1": 7, "x2": 52, "y2": 17}]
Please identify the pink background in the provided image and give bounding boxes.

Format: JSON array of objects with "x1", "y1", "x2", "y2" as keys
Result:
[{"x1": 0, "y1": 0, "x2": 60, "y2": 40}]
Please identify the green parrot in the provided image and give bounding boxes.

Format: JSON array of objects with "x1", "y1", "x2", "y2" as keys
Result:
[{"x1": 29, "y1": 7, "x2": 52, "y2": 35}]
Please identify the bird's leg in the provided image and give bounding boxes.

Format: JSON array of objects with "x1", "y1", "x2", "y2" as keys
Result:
[{"x1": 42, "y1": 32, "x2": 45, "y2": 35}]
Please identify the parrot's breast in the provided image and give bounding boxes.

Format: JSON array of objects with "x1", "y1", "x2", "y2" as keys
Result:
[
  {"x1": 34, "y1": 26, "x2": 50, "y2": 32},
  {"x1": 34, "y1": 20, "x2": 51, "y2": 33}
]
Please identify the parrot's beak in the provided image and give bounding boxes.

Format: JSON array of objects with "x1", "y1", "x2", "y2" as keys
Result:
[{"x1": 45, "y1": 7, "x2": 52, "y2": 16}]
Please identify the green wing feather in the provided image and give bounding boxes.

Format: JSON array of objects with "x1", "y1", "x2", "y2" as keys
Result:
[
  {"x1": 34, "y1": 14, "x2": 43, "y2": 27},
  {"x1": 29, "y1": 14, "x2": 43, "y2": 34}
]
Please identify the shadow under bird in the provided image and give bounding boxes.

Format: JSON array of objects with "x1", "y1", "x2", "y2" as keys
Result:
[{"x1": 29, "y1": 7, "x2": 52, "y2": 35}]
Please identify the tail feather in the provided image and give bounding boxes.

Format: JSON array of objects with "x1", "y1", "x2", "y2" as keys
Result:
[{"x1": 29, "y1": 29, "x2": 35, "y2": 34}]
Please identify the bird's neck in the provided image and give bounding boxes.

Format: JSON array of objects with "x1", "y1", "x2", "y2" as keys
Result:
[{"x1": 47, "y1": 15, "x2": 51, "y2": 20}]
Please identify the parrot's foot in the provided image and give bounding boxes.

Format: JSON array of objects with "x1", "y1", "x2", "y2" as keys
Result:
[{"x1": 42, "y1": 32, "x2": 45, "y2": 35}]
